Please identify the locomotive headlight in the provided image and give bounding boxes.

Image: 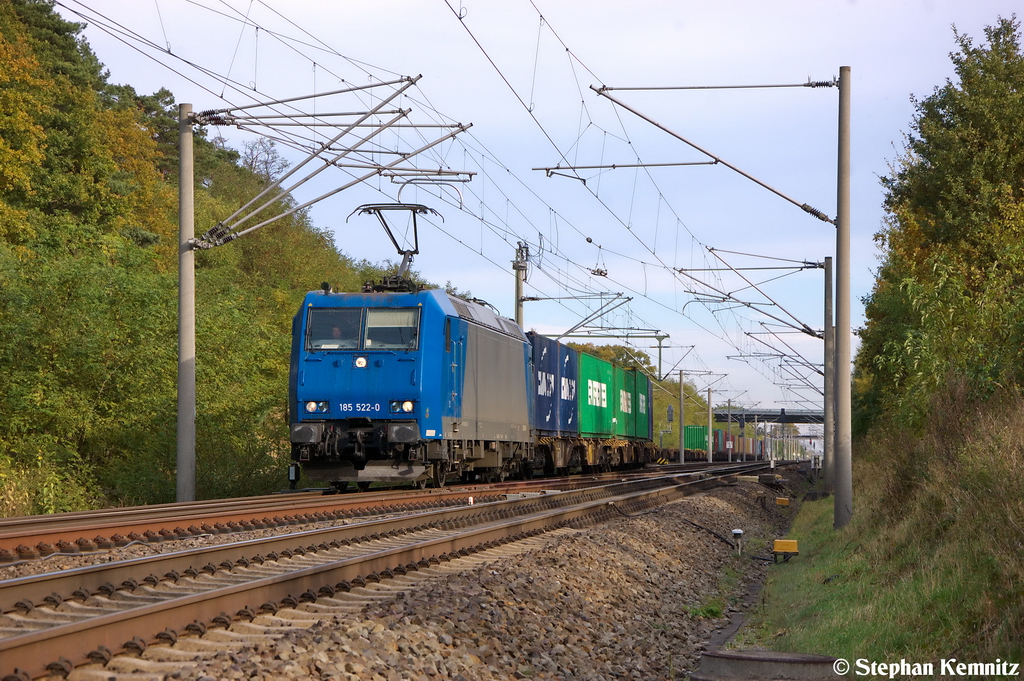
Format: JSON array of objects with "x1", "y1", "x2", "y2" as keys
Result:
[
  {"x1": 304, "y1": 401, "x2": 329, "y2": 414},
  {"x1": 354, "y1": 356, "x2": 368, "y2": 368},
  {"x1": 389, "y1": 400, "x2": 416, "y2": 413}
]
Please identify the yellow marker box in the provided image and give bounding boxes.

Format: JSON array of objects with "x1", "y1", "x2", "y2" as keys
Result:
[
  {"x1": 774, "y1": 539, "x2": 799, "y2": 554},
  {"x1": 775, "y1": 497, "x2": 790, "y2": 506}
]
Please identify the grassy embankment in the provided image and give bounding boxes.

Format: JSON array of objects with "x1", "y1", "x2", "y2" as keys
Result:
[{"x1": 732, "y1": 400, "x2": 1024, "y2": 663}]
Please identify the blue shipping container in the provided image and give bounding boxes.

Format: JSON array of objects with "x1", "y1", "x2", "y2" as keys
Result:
[{"x1": 528, "y1": 333, "x2": 579, "y2": 437}]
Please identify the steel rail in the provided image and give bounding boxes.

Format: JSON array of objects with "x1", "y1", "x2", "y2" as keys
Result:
[
  {"x1": 0, "y1": 464, "x2": 717, "y2": 554},
  {"x1": 0, "y1": 465, "x2": 770, "y2": 678},
  {"x1": 0, "y1": 467, "x2": 756, "y2": 613}
]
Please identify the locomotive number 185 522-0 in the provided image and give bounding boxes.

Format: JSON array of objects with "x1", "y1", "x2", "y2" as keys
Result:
[{"x1": 340, "y1": 403, "x2": 381, "y2": 412}]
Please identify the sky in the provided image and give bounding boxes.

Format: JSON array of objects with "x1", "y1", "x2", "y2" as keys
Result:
[{"x1": 55, "y1": 0, "x2": 1021, "y2": 414}]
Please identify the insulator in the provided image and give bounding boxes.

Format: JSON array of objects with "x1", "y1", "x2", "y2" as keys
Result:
[
  {"x1": 800, "y1": 203, "x2": 833, "y2": 223},
  {"x1": 805, "y1": 78, "x2": 838, "y2": 88},
  {"x1": 219, "y1": 232, "x2": 239, "y2": 246},
  {"x1": 202, "y1": 223, "x2": 229, "y2": 241}
]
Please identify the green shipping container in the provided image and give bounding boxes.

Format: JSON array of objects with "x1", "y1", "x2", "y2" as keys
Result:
[
  {"x1": 633, "y1": 371, "x2": 652, "y2": 441},
  {"x1": 579, "y1": 353, "x2": 614, "y2": 437},
  {"x1": 613, "y1": 366, "x2": 636, "y2": 438},
  {"x1": 684, "y1": 425, "x2": 708, "y2": 451}
]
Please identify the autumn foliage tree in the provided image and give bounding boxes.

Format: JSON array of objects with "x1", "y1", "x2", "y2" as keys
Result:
[
  {"x1": 856, "y1": 16, "x2": 1024, "y2": 432},
  {"x1": 848, "y1": 19, "x2": 1024, "y2": 657},
  {"x1": 0, "y1": 0, "x2": 390, "y2": 513}
]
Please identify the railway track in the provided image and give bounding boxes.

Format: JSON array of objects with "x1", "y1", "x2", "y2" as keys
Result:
[
  {"x1": 0, "y1": 463, "x2": 774, "y2": 680},
  {"x1": 0, "y1": 463, "x2": 723, "y2": 560}
]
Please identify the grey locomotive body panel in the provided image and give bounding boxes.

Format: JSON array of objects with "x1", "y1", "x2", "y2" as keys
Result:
[{"x1": 449, "y1": 321, "x2": 532, "y2": 443}]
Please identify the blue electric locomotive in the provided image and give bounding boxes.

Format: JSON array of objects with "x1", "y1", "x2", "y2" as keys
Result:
[{"x1": 289, "y1": 285, "x2": 535, "y2": 488}]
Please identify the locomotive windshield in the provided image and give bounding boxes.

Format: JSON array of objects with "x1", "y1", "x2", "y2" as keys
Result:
[
  {"x1": 306, "y1": 308, "x2": 362, "y2": 350},
  {"x1": 305, "y1": 307, "x2": 419, "y2": 351},
  {"x1": 364, "y1": 308, "x2": 419, "y2": 349}
]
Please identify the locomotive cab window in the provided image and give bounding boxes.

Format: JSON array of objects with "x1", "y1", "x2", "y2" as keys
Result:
[
  {"x1": 364, "y1": 308, "x2": 419, "y2": 350},
  {"x1": 307, "y1": 308, "x2": 362, "y2": 350}
]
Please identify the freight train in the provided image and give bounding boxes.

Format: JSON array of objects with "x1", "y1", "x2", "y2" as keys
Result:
[
  {"x1": 675, "y1": 425, "x2": 766, "y2": 462},
  {"x1": 288, "y1": 284, "x2": 655, "y2": 489}
]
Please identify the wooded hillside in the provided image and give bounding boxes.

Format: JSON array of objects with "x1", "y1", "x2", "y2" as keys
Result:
[{"x1": 0, "y1": 0, "x2": 390, "y2": 512}]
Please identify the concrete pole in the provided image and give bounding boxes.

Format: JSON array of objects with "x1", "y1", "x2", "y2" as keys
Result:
[
  {"x1": 706, "y1": 387, "x2": 712, "y2": 463},
  {"x1": 755, "y1": 415, "x2": 759, "y2": 461},
  {"x1": 740, "y1": 409, "x2": 746, "y2": 461},
  {"x1": 835, "y1": 66, "x2": 854, "y2": 528},
  {"x1": 678, "y1": 370, "x2": 685, "y2": 464},
  {"x1": 177, "y1": 103, "x2": 196, "y2": 502},
  {"x1": 824, "y1": 256, "x2": 835, "y2": 492},
  {"x1": 727, "y1": 398, "x2": 732, "y2": 462},
  {"x1": 656, "y1": 336, "x2": 666, "y2": 381}
]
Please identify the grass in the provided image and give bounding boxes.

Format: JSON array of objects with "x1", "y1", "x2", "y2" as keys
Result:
[
  {"x1": 689, "y1": 598, "x2": 725, "y2": 620},
  {"x1": 733, "y1": 402, "x2": 1024, "y2": 664}
]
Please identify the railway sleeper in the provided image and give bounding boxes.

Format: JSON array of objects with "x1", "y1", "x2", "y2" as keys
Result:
[
  {"x1": 200, "y1": 628, "x2": 282, "y2": 643},
  {"x1": 174, "y1": 574, "x2": 251, "y2": 587},
  {"x1": 138, "y1": 643, "x2": 220, "y2": 662},
  {"x1": 101, "y1": 591, "x2": 167, "y2": 605},
  {"x1": 250, "y1": 613, "x2": 322, "y2": 628},
  {"x1": 54, "y1": 600, "x2": 123, "y2": 615},
  {"x1": 124, "y1": 581, "x2": 209, "y2": 596},
  {"x1": 103, "y1": 655, "x2": 194, "y2": 675},
  {"x1": 229, "y1": 564, "x2": 297, "y2": 578},
  {"x1": 170, "y1": 636, "x2": 248, "y2": 653},
  {"x1": 0, "y1": 612, "x2": 62, "y2": 630},
  {"x1": 311, "y1": 593, "x2": 385, "y2": 606},
  {"x1": 1, "y1": 606, "x2": 87, "y2": 625},
  {"x1": 228, "y1": 621, "x2": 312, "y2": 636},
  {"x1": 66, "y1": 668, "x2": 163, "y2": 681},
  {"x1": 133, "y1": 584, "x2": 203, "y2": 598}
]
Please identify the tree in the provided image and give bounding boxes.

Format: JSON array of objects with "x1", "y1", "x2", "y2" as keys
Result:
[
  {"x1": 240, "y1": 138, "x2": 289, "y2": 182},
  {"x1": 856, "y1": 16, "x2": 1024, "y2": 430},
  {"x1": 0, "y1": 0, "x2": 402, "y2": 511},
  {"x1": 565, "y1": 342, "x2": 656, "y2": 375}
]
